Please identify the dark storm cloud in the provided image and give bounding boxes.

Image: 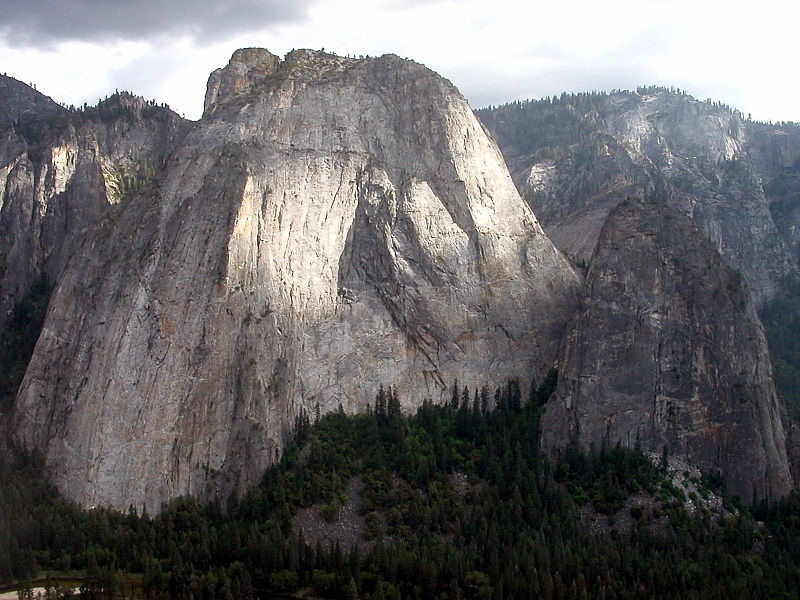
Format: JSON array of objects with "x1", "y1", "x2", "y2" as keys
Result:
[{"x1": 0, "y1": 0, "x2": 315, "y2": 46}]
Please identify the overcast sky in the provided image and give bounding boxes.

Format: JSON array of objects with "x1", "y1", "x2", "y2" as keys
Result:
[{"x1": 1, "y1": 0, "x2": 797, "y2": 123}]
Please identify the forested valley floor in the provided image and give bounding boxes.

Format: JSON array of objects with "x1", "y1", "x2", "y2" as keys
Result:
[{"x1": 2, "y1": 375, "x2": 800, "y2": 600}]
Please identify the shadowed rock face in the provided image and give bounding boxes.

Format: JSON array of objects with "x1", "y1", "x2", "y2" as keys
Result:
[
  {"x1": 0, "y1": 74, "x2": 64, "y2": 131},
  {"x1": 13, "y1": 49, "x2": 581, "y2": 511},
  {"x1": 0, "y1": 76, "x2": 67, "y2": 327},
  {"x1": 542, "y1": 200, "x2": 793, "y2": 503},
  {"x1": 0, "y1": 90, "x2": 189, "y2": 331}
]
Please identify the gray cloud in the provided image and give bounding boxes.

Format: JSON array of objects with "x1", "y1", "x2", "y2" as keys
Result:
[
  {"x1": 0, "y1": 0, "x2": 315, "y2": 46},
  {"x1": 454, "y1": 55, "x2": 654, "y2": 110},
  {"x1": 459, "y1": 24, "x2": 685, "y2": 109},
  {"x1": 381, "y1": 0, "x2": 462, "y2": 8}
]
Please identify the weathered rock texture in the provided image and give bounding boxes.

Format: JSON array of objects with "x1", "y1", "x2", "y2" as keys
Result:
[
  {"x1": 13, "y1": 49, "x2": 581, "y2": 511},
  {"x1": 7, "y1": 59, "x2": 797, "y2": 510},
  {"x1": 542, "y1": 200, "x2": 793, "y2": 502},
  {"x1": 0, "y1": 86, "x2": 189, "y2": 330},
  {"x1": 203, "y1": 48, "x2": 282, "y2": 117},
  {"x1": 478, "y1": 90, "x2": 800, "y2": 306}
]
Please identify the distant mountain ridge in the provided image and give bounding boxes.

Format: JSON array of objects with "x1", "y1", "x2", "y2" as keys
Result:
[{"x1": 477, "y1": 89, "x2": 800, "y2": 305}]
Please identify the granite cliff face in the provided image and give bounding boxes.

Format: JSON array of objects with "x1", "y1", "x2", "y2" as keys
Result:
[
  {"x1": 13, "y1": 49, "x2": 581, "y2": 511},
  {"x1": 541, "y1": 200, "x2": 793, "y2": 502},
  {"x1": 478, "y1": 91, "x2": 800, "y2": 305},
  {"x1": 0, "y1": 84, "x2": 189, "y2": 331},
  {"x1": 6, "y1": 58, "x2": 797, "y2": 510}
]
